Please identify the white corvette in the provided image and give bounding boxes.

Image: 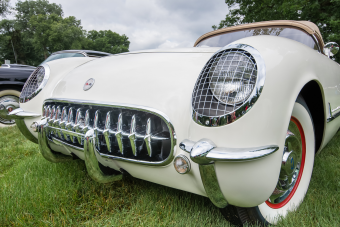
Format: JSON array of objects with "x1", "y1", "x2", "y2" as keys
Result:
[{"x1": 1, "y1": 20, "x2": 339, "y2": 225}]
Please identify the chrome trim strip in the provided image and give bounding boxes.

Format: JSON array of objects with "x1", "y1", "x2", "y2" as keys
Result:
[
  {"x1": 327, "y1": 103, "x2": 340, "y2": 122},
  {"x1": 42, "y1": 98, "x2": 177, "y2": 166},
  {"x1": 180, "y1": 139, "x2": 278, "y2": 161},
  {"x1": 48, "y1": 125, "x2": 84, "y2": 137},
  {"x1": 192, "y1": 43, "x2": 266, "y2": 127},
  {"x1": 51, "y1": 136, "x2": 84, "y2": 152}
]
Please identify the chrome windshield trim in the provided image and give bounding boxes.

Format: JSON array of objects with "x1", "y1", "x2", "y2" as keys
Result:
[
  {"x1": 191, "y1": 43, "x2": 266, "y2": 127},
  {"x1": 311, "y1": 34, "x2": 322, "y2": 53}
]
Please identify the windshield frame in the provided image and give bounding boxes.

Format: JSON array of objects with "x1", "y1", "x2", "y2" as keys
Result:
[{"x1": 195, "y1": 26, "x2": 321, "y2": 53}]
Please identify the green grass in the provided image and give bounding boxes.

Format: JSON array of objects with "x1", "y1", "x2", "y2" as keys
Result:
[{"x1": 0, "y1": 126, "x2": 339, "y2": 226}]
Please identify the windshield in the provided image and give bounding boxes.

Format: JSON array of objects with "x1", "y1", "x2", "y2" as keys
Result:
[
  {"x1": 196, "y1": 27, "x2": 318, "y2": 50},
  {"x1": 42, "y1": 52, "x2": 85, "y2": 64}
]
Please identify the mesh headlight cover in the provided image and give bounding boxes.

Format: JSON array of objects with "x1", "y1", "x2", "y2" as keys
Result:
[
  {"x1": 20, "y1": 65, "x2": 49, "y2": 103},
  {"x1": 192, "y1": 44, "x2": 265, "y2": 126}
]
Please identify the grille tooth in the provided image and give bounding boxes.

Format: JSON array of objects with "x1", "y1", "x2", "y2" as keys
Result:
[
  {"x1": 60, "y1": 107, "x2": 69, "y2": 141},
  {"x1": 74, "y1": 108, "x2": 86, "y2": 145},
  {"x1": 103, "y1": 111, "x2": 113, "y2": 152},
  {"x1": 43, "y1": 106, "x2": 47, "y2": 117},
  {"x1": 115, "y1": 113, "x2": 124, "y2": 154},
  {"x1": 46, "y1": 106, "x2": 51, "y2": 120},
  {"x1": 144, "y1": 118, "x2": 152, "y2": 157},
  {"x1": 55, "y1": 106, "x2": 63, "y2": 139},
  {"x1": 94, "y1": 110, "x2": 104, "y2": 149},
  {"x1": 128, "y1": 115, "x2": 137, "y2": 156},
  {"x1": 66, "y1": 107, "x2": 76, "y2": 143}
]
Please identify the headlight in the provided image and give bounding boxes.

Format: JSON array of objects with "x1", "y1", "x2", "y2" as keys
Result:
[
  {"x1": 209, "y1": 51, "x2": 256, "y2": 105},
  {"x1": 191, "y1": 44, "x2": 265, "y2": 127},
  {"x1": 20, "y1": 64, "x2": 50, "y2": 103}
]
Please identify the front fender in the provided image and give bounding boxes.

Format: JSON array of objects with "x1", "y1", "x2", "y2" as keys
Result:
[{"x1": 188, "y1": 35, "x2": 330, "y2": 206}]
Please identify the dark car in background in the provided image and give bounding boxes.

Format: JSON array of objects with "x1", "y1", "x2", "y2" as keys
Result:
[
  {"x1": 0, "y1": 64, "x2": 36, "y2": 125},
  {"x1": 0, "y1": 50, "x2": 111, "y2": 125}
]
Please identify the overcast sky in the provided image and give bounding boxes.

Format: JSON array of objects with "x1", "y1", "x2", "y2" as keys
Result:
[{"x1": 11, "y1": 0, "x2": 229, "y2": 51}]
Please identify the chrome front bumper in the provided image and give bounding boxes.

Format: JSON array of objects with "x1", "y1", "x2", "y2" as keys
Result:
[
  {"x1": 180, "y1": 139, "x2": 279, "y2": 208},
  {"x1": 0, "y1": 102, "x2": 40, "y2": 143},
  {"x1": 2, "y1": 99, "x2": 279, "y2": 209}
]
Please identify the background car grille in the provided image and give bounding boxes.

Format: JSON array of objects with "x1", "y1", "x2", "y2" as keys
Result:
[
  {"x1": 20, "y1": 66, "x2": 45, "y2": 103},
  {"x1": 43, "y1": 101, "x2": 174, "y2": 164},
  {"x1": 192, "y1": 48, "x2": 257, "y2": 117}
]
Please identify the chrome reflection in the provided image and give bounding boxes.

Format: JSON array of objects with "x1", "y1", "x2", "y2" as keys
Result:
[
  {"x1": 37, "y1": 118, "x2": 73, "y2": 162},
  {"x1": 84, "y1": 129, "x2": 122, "y2": 183},
  {"x1": 268, "y1": 123, "x2": 302, "y2": 204},
  {"x1": 189, "y1": 139, "x2": 228, "y2": 208}
]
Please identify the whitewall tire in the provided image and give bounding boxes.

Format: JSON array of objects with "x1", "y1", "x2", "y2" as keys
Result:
[
  {"x1": 221, "y1": 97, "x2": 315, "y2": 225},
  {"x1": 0, "y1": 89, "x2": 21, "y2": 125}
]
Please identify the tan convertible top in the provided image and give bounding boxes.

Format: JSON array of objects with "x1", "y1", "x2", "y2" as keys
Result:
[{"x1": 194, "y1": 20, "x2": 324, "y2": 50}]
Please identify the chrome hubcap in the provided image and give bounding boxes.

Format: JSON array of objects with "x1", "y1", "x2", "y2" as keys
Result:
[
  {"x1": 0, "y1": 95, "x2": 19, "y2": 125},
  {"x1": 268, "y1": 120, "x2": 303, "y2": 204}
]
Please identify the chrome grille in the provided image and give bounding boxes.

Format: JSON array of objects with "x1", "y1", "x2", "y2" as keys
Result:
[
  {"x1": 192, "y1": 49, "x2": 257, "y2": 117},
  {"x1": 20, "y1": 66, "x2": 45, "y2": 103},
  {"x1": 43, "y1": 100, "x2": 175, "y2": 165}
]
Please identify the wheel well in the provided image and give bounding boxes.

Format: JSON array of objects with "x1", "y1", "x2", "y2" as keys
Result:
[
  {"x1": 298, "y1": 80, "x2": 324, "y2": 153},
  {"x1": 0, "y1": 84, "x2": 23, "y2": 93}
]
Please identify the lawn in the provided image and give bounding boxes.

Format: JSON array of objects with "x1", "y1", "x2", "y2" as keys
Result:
[{"x1": 0, "y1": 126, "x2": 339, "y2": 226}]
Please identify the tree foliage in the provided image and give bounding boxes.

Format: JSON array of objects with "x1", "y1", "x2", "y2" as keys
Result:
[
  {"x1": 84, "y1": 30, "x2": 130, "y2": 54},
  {"x1": 214, "y1": 0, "x2": 340, "y2": 60},
  {"x1": 0, "y1": 0, "x2": 130, "y2": 66},
  {"x1": 0, "y1": 0, "x2": 11, "y2": 17}
]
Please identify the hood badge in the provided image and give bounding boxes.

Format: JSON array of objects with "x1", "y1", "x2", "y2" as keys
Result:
[{"x1": 83, "y1": 78, "x2": 95, "y2": 91}]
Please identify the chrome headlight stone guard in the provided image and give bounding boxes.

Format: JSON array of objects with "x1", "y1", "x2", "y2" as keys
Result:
[{"x1": 191, "y1": 43, "x2": 266, "y2": 127}]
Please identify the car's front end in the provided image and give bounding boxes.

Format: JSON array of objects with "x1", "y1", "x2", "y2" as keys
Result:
[{"x1": 1, "y1": 30, "x2": 336, "y2": 224}]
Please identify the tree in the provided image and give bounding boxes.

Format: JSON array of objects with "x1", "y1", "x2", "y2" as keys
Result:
[
  {"x1": 214, "y1": 0, "x2": 340, "y2": 62},
  {"x1": 0, "y1": 0, "x2": 130, "y2": 66},
  {"x1": 29, "y1": 14, "x2": 84, "y2": 59},
  {"x1": 15, "y1": 0, "x2": 63, "y2": 31},
  {"x1": 83, "y1": 30, "x2": 130, "y2": 54},
  {"x1": 0, "y1": 0, "x2": 11, "y2": 17}
]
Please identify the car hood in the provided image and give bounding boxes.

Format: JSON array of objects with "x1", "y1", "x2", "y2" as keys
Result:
[
  {"x1": 50, "y1": 47, "x2": 218, "y2": 139},
  {"x1": 51, "y1": 47, "x2": 218, "y2": 109}
]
